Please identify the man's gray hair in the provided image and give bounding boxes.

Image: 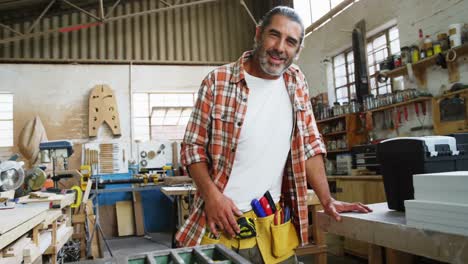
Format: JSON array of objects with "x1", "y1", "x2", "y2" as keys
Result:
[{"x1": 258, "y1": 6, "x2": 305, "y2": 46}]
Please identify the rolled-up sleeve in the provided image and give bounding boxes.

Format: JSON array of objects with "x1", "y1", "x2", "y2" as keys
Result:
[
  {"x1": 181, "y1": 74, "x2": 213, "y2": 167},
  {"x1": 302, "y1": 78, "x2": 327, "y2": 159}
]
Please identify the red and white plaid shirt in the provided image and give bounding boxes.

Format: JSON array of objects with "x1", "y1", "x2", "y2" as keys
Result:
[{"x1": 176, "y1": 51, "x2": 326, "y2": 247}]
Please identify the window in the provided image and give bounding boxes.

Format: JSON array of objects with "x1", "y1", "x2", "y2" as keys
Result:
[
  {"x1": 0, "y1": 93, "x2": 13, "y2": 147},
  {"x1": 333, "y1": 25, "x2": 402, "y2": 103},
  {"x1": 294, "y1": 0, "x2": 355, "y2": 28},
  {"x1": 333, "y1": 51, "x2": 355, "y2": 104},
  {"x1": 133, "y1": 93, "x2": 196, "y2": 141},
  {"x1": 367, "y1": 26, "x2": 403, "y2": 96}
]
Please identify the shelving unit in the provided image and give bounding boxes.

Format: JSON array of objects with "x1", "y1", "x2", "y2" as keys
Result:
[
  {"x1": 367, "y1": 96, "x2": 433, "y2": 113},
  {"x1": 432, "y1": 89, "x2": 468, "y2": 135},
  {"x1": 323, "y1": 130, "x2": 347, "y2": 137},
  {"x1": 316, "y1": 113, "x2": 367, "y2": 155},
  {"x1": 317, "y1": 114, "x2": 347, "y2": 124},
  {"x1": 381, "y1": 43, "x2": 468, "y2": 88}
]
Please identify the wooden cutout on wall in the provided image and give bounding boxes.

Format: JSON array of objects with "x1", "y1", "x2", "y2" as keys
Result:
[{"x1": 88, "y1": 84, "x2": 121, "y2": 137}]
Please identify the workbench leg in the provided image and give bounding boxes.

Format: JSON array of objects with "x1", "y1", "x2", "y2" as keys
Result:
[
  {"x1": 385, "y1": 248, "x2": 413, "y2": 264},
  {"x1": 368, "y1": 244, "x2": 383, "y2": 264},
  {"x1": 171, "y1": 197, "x2": 179, "y2": 248},
  {"x1": 32, "y1": 226, "x2": 40, "y2": 245},
  {"x1": 52, "y1": 221, "x2": 58, "y2": 264},
  {"x1": 311, "y1": 204, "x2": 327, "y2": 264}
]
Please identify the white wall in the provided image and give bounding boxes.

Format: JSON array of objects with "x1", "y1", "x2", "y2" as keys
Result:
[
  {"x1": 298, "y1": 0, "x2": 468, "y2": 138},
  {"x1": 0, "y1": 64, "x2": 215, "y2": 165}
]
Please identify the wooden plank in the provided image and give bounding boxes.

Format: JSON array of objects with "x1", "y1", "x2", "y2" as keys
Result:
[
  {"x1": 18, "y1": 192, "x2": 75, "y2": 209},
  {"x1": 81, "y1": 180, "x2": 93, "y2": 209},
  {"x1": 0, "y1": 206, "x2": 48, "y2": 235},
  {"x1": 44, "y1": 226, "x2": 73, "y2": 255},
  {"x1": 2, "y1": 235, "x2": 30, "y2": 257},
  {"x1": 23, "y1": 243, "x2": 41, "y2": 264},
  {"x1": 368, "y1": 244, "x2": 383, "y2": 264},
  {"x1": 87, "y1": 215, "x2": 102, "y2": 259},
  {"x1": 116, "y1": 201, "x2": 135, "y2": 236},
  {"x1": 71, "y1": 214, "x2": 86, "y2": 224},
  {"x1": 132, "y1": 192, "x2": 145, "y2": 236},
  {"x1": 98, "y1": 205, "x2": 117, "y2": 238},
  {"x1": 386, "y1": 248, "x2": 414, "y2": 264},
  {"x1": 39, "y1": 210, "x2": 62, "y2": 229},
  {"x1": 0, "y1": 209, "x2": 47, "y2": 250}
]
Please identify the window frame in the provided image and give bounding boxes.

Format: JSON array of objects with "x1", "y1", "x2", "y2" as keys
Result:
[
  {"x1": 132, "y1": 92, "x2": 196, "y2": 142},
  {"x1": 333, "y1": 25, "x2": 400, "y2": 103},
  {"x1": 332, "y1": 50, "x2": 355, "y2": 104}
]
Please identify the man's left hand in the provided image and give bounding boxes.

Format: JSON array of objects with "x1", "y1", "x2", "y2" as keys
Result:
[{"x1": 323, "y1": 199, "x2": 372, "y2": 222}]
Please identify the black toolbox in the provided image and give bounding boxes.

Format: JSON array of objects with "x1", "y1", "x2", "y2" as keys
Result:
[{"x1": 376, "y1": 133, "x2": 467, "y2": 211}]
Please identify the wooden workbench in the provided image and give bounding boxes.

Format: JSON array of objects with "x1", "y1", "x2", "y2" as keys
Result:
[
  {"x1": 0, "y1": 193, "x2": 75, "y2": 264},
  {"x1": 317, "y1": 203, "x2": 468, "y2": 264},
  {"x1": 0, "y1": 205, "x2": 48, "y2": 250}
]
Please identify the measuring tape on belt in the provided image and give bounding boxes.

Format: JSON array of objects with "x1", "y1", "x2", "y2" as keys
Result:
[{"x1": 236, "y1": 217, "x2": 256, "y2": 239}]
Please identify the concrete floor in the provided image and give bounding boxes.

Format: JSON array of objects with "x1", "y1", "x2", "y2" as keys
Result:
[{"x1": 102, "y1": 232, "x2": 366, "y2": 264}]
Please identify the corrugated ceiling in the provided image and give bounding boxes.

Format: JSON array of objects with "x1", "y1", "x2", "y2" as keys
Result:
[{"x1": 0, "y1": 0, "x2": 293, "y2": 64}]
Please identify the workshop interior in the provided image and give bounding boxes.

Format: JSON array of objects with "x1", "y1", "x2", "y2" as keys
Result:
[{"x1": 0, "y1": 0, "x2": 468, "y2": 263}]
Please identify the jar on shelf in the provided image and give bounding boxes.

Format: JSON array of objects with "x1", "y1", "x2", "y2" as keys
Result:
[
  {"x1": 411, "y1": 45, "x2": 420, "y2": 63},
  {"x1": 350, "y1": 99, "x2": 359, "y2": 113},
  {"x1": 342, "y1": 102, "x2": 349, "y2": 114},
  {"x1": 437, "y1": 33, "x2": 449, "y2": 51},
  {"x1": 400, "y1": 46, "x2": 411, "y2": 65}
]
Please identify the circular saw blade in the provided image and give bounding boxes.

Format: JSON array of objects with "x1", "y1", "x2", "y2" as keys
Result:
[
  {"x1": 0, "y1": 166, "x2": 25, "y2": 191},
  {"x1": 26, "y1": 167, "x2": 47, "y2": 191}
]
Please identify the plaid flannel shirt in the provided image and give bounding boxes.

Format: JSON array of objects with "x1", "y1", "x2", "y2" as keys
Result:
[{"x1": 176, "y1": 51, "x2": 326, "y2": 247}]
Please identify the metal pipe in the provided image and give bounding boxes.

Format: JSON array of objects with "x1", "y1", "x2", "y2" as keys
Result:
[
  {"x1": 106, "y1": 0, "x2": 218, "y2": 22},
  {"x1": 104, "y1": 0, "x2": 121, "y2": 19},
  {"x1": 305, "y1": 0, "x2": 355, "y2": 34},
  {"x1": 62, "y1": 0, "x2": 102, "y2": 22},
  {"x1": 239, "y1": 0, "x2": 257, "y2": 26},
  {"x1": 27, "y1": 0, "x2": 56, "y2": 34},
  {"x1": 98, "y1": 178, "x2": 147, "y2": 185},
  {"x1": 0, "y1": 23, "x2": 23, "y2": 36},
  {"x1": 159, "y1": 0, "x2": 171, "y2": 7},
  {"x1": 0, "y1": 0, "x2": 219, "y2": 44},
  {"x1": 129, "y1": 61, "x2": 134, "y2": 161},
  {"x1": 99, "y1": 0, "x2": 105, "y2": 20}
]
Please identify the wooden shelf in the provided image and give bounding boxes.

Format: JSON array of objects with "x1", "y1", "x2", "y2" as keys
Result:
[
  {"x1": 367, "y1": 96, "x2": 432, "y2": 113},
  {"x1": 323, "y1": 130, "x2": 347, "y2": 137},
  {"x1": 327, "y1": 148, "x2": 350, "y2": 154},
  {"x1": 381, "y1": 43, "x2": 468, "y2": 87},
  {"x1": 44, "y1": 226, "x2": 73, "y2": 255},
  {"x1": 317, "y1": 114, "x2": 347, "y2": 124}
]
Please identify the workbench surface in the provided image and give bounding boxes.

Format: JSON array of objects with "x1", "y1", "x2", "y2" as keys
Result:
[{"x1": 317, "y1": 203, "x2": 468, "y2": 263}]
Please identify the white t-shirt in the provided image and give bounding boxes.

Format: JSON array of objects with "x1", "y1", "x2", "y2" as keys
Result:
[{"x1": 223, "y1": 72, "x2": 293, "y2": 212}]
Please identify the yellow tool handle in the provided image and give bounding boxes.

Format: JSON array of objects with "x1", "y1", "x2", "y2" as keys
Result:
[{"x1": 70, "y1": 185, "x2": 83, "y2": 209}]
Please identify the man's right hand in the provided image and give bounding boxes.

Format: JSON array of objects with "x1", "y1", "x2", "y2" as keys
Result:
[{"x1": 204, "y1": 189, "x2": 243, "y2": 238}]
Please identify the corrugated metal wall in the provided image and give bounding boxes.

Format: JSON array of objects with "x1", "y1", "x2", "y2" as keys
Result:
[{"x1": 0, "y1": 0, "x2": 257, "y2": 64}]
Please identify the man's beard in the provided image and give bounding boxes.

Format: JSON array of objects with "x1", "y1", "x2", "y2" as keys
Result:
[{"x1": 253, "y1": 39, "x2": 295, "y2": 77}]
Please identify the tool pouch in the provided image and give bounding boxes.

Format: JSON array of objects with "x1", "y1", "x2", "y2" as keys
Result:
[
  {"x1": 255, "y1": 213, "x2": 298, "y2": 263},
  {"x1": 270, "y1": 219, "x2": 299, "y2": 258}
]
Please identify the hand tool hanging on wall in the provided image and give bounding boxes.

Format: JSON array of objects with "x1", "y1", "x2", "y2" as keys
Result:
[{"x1": 88, "y1": 85, "x2": 121, "y2": 137}]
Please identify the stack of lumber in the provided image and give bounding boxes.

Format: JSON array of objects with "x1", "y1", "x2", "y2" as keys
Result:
[
  {"x1": 1, "y1": 190, "x2": 76, "y2": 264},
  {"x1": 405, "y1": 171, "x2": 468, "y2": 236}
]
